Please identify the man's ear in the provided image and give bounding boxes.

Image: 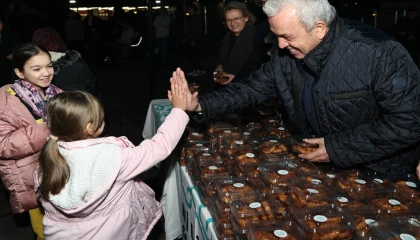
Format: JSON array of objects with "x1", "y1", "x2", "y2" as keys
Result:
[
  {"x1": 315, "y1": 21, "x2": 328, "y2": 40},
  {"x1": 14, "y1": 68, "x2": 25, "y2": 79}
]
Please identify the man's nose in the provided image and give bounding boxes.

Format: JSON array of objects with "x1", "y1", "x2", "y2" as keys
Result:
[{"x1": 278, "y1": 38, "x2": 289, "y2": 49}]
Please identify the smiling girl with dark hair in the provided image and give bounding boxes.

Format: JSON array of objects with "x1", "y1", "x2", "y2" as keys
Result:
[{"x1": 0, "y1": 43, "x2": 62, "y2": 240}]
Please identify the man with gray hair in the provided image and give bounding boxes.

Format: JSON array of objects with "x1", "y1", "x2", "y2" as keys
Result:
[{"x1": 171, "y1": 0, "x2": 420, "y2": 178}]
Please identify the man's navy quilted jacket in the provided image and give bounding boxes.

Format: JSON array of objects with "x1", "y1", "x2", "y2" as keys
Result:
[{"x1": 197, "y1": 17, "x2": 420, "y2": 176}]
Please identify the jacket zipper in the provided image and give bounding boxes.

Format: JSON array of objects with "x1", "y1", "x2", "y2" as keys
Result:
[
  {"x1": 311, "y1": 80, "x2": 324, "y2": 136},
  {"x1": 302, "y1": 63, "x2": 319, "y2": 134},
  {"x1": 302, "y1": 58, "x2": 324, "y2": 136},
  {"x1": 296, "y1": 64, "x2": 313, "y2": 136},
  {"x1": 296, "y1": 65, "x2": 307, "y2": 135}
]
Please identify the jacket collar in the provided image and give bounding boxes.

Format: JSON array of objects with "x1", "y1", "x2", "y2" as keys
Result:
[
  {"x1": 58, "y1": 136, "x2": 133, "y2": 150},
  {"x1": 49, "y1": 51, "x2": 66, "y2": 62},
  {"x1": 303, "y1": 17, "x2": 343, "y2": 77},
  {"x1": 53, "y1": 50, "x2": 81, "y2": 74}
]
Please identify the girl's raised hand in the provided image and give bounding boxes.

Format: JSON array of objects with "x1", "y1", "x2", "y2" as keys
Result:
[
  {"x1": 171, "y1": 68, "x2": 200, "y2": 112},
  {"x1": 168, "y1": 75, "x2": 187, "y2": 111}
]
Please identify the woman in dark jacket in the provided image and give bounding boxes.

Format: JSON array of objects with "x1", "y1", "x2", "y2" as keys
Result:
[
  {"x1": 32, "y1": 28, "x2": 98, "y2": 96},
  {"x1": 214, "y1": 1, "x2": 262, "y2": 85}
]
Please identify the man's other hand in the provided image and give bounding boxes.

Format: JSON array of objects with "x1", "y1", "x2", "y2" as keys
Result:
[{"x1": 298, "y1": 137, "x2": 330, "y2": 163}]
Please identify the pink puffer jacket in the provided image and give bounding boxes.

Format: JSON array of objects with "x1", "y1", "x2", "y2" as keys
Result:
[
  {"x1": 35, "y1": 108, "x2": 189, "y2": 240},
  {"x1": 0, "y1": 84, "x2": 61, "y2": 213}
]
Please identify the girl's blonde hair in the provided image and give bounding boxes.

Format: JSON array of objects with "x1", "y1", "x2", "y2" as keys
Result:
[{"x1": 38, "y1": 91, "x2": 104, "y2": 200}]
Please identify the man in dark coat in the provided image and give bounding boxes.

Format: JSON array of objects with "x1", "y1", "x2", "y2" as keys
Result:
[{"x1": 172, "y1": 0, "x2": 420, "y2": 178}]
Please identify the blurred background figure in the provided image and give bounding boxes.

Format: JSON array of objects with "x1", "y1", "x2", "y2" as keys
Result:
[
  {"x1": 83, "y1": 10, "x2": 100, "y2": 44},
  {"x1": 248, "y1": 0, "x2": 272, "y2": 63},
  {"x1": 394, "y1": 6, "x2": 420, "y2": 65},
  {"x1": 65, "y1": 11, "x2": 85, "y2": 54},
  {"x1": 32, "y1": 28, "x2": 98, "y2": 96},
  {"x1": 214, "y1": 1, "x2": 261, "y2": 86},
  {"x1": 185, "y1": 3, "x2": 206, "y2": 77},
  {"x1": 118, "y1": 20, "x2": 134, "y2": 60},
  {"x1": 0, "y1": 17, "x2": 21, "y2": 87},
  {"x1": 154, "y1": 7, "x2": 171, "y2": 65},
  {"x1": 102, "y1": 19, "x2": 136, "y2": 64}
]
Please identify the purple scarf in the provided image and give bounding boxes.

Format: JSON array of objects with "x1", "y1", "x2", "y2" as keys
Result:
[{"x1": 11, "y1": 80, "x2": 60, "y2": 119}]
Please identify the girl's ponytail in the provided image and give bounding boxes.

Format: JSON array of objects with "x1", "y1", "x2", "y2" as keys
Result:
[
  {"x1": 38, "y1": 138, "x2": 70, "y2": 200},
  {"x1": 37, "y1": 91, "x2": 104, "y2": 200}
]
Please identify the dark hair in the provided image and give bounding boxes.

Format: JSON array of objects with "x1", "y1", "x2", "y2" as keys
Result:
[
  {"x1": 12, "y1": 43, "x2": 51, "y2": 71},
  {"x1": 32, "y1": 28, "x2": 68, "y2": 52},
  {"x1": 188, "y1": 3, "x2": 198, "y2": 12},
  {"x1": 38, "y1": 91, "x2": 105, "y2": 200},
  {"x1": 224, "y1": 1, "x2": 256, "y2": 24}
]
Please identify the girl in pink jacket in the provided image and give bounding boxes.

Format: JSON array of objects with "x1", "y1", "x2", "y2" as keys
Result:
[
  {"x1": 0, "y1": 43, "x2": 62, "y2": 239},
  {"x1": 35, "y1": 82, "x2": 188, "y2": 239}
]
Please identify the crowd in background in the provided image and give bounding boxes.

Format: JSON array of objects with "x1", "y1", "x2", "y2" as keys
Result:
[{"x1": 1, "y1": 0, "x2": 419, "y2": 89}]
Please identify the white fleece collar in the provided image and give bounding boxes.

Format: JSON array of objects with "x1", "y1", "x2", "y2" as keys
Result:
[
  {"x1": 49, "y1": 143, "x2": 117, "y2": 210},
  {"x1": 49, "y1": 51, "x2": 65, "y2": 62}
]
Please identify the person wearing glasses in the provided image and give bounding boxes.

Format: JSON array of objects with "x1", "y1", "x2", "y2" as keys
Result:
[
  {"x1": 173, "y1": 0, "x2": 420, "y2": 180},
  {"x1": 214, "y1": 1, "x2": 262, "y2": 85}
]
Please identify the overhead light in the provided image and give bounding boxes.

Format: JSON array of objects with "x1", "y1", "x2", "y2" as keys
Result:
[
  {"x1": 138, "y1": 6, "x2": 169, "y2": 9},
  {"x1": 69, "y1": 0, "x2": 76, "y2": 3},
  {"x1": 156, "y1": 0, "x2": 161, "y2": 3}
]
